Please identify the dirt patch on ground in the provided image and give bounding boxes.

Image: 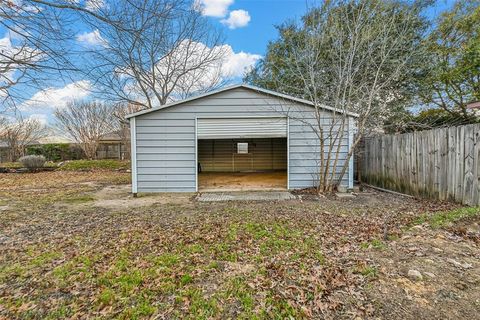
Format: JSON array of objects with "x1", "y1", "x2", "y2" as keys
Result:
[
  {"x1": 198, "y1": 171, "x2": 287, "y2": 191},
  {"x1": 91, "y1": 185, "x2": 194, "y2": 209},
  {"x1": 0, "y1": 171, "x2": 478, "y2": 319},
  {"x1": 365, "y1": 224, "x2": 480, "y2": 319},
  {"x1": 0, "y1": 171, "x2": 130, "y2": 191}
]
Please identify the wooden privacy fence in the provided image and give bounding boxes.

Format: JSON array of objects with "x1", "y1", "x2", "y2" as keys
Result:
[{"x1": 361, "y1": 123, "x2": 480, "y2": 206}]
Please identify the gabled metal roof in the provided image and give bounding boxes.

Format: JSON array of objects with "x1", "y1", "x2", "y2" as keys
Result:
[{"x1": 125, "y1": 84, "x2": 359, "y2": 119}]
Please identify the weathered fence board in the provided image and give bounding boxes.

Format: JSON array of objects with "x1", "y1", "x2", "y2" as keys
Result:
[{"x1": 362, "y1": 123, "x2": 480, "y2": 206}]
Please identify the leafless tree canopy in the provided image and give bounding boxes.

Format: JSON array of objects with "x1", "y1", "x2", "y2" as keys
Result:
[
  {"x1": 0, "y1": 0, "x2": 81, "y2": 113},
  {"x1": 54, "y1": 101, "x2": 115, "y2": 159},
  {"x1": 80, "y1": 0, "x2": 226, "y2": 109},
  {"x1": 1, "y1": 0, "x2": 227, "y2": 119},
  {"x1": 0, "y1": 116, "x2": 47, "y2": 161},
  {"x1": 260, "y1": 0, "x2": 426, "y2": 192}
]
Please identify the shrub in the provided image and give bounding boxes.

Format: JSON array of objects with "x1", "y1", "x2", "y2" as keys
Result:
[
  {"x1": 26, "y1": 143, "x2": 84, "y2": 161},
  {"x1": 18, "y1": 155, "x2": 46, "y2": 170}
]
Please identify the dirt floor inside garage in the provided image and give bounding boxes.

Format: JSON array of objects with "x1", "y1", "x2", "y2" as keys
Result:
[{"x1": 198, "y1": 171, "x2": 287, "y2": 191}]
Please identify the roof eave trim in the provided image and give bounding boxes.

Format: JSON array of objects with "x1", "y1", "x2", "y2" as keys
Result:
[
  {"x1": 241, "y1": 84, "x2": 359, "y2": 118},
  {"x1": 125, "y1": 84, "x2": 244, "y2": 119},
  {"x1": 125, "y1": 84, "x2": 359, "y2": 119}
]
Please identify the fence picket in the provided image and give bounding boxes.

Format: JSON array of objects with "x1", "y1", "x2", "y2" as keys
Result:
[{"x1": 362, "y1": 124, "x2": 480, "y2": 206}]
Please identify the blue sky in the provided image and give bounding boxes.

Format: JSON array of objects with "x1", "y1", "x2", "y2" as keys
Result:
[
  {"x1": 210, "y1": 0, "x2": 455, "y2": 54},
  {"x1": 2, "y1": 0, "x2": 456, "y2": 130},
  {"x1": 215, "y1": 0, "x2": 308, "y2": 54}
]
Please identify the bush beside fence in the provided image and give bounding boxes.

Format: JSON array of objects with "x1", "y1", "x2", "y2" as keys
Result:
[{"x1": 26, "y1": 143, "x2": 84, "y2": 162}]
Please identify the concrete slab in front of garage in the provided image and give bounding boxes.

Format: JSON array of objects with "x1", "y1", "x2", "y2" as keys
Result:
[{"x1": 196, "y1": 191, "x2": 296, "y2": 202}]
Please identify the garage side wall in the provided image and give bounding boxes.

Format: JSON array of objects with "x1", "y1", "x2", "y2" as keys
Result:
[{"x1": 133, "y1": 87, "x2": 353, "y2": 192}]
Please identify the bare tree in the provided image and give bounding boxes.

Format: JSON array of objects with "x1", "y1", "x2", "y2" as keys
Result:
[
  {"x1": 252, "y1": 0, "x2": 426, "y2": 192},
  {"x1": 54, "y1": 101, "x2": 115, "y2": 159},
  {"x1": 0, "y1": 117, "x2": 47, "y2": 161},
  {"x1": 109, "y1": 103, "x2": 144, "y2": 159},
  {"x1": 0, "y1": 0, "x2": 80, "y2": 113},
  {"x1": 0, "y1": 116, "x2": 6, "y2": 129},
  {"x1": 80, "y1": 0, "x2": 227, "y2": 109},
  {"x1": 1, "y1": 0, "x2": 227, "y2": 114}
]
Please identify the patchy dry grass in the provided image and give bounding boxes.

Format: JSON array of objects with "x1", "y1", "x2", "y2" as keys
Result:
[
  {"x1": 0, "y1": 171, "x2": 479, "y2": 319},
  {"x1": 413, "y1": 207, "x2": 480, "y2": 228},
  {"x1": 0, "y1": 171, "x2": 130, "y2": 206},
  {"x1": 1, "y1": 161, "x2": 58, "y2": 169},
  {"x1": 0, "y1": 162, "x2": 22, "y2": 168},
  {"x1": 59, "y1": 160, "x2": 130, "y2": 171},
  {"x1": 1, "y1": 160, "x2": 129, "y2": 171}
]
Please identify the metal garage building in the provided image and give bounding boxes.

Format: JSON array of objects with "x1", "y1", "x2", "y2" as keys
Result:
[{"x1": 126, "y1": 84, "x2": 358, "y2": 193}]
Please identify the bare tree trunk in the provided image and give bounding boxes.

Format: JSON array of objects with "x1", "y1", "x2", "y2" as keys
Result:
[{"x1": 258, "y1": 0, "x2": 426, "y2": 193}]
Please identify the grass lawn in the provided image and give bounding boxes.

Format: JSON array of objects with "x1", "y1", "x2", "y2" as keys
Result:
[
  {"x1": 0, "y1": 171, "x2": 479, "y2": 319},
  {"x1": 2, "y1": 159, "x2": 130, "y2": 171},
  {"x1": 59, "y1": 160, "x2": 130, "y2": 171}
]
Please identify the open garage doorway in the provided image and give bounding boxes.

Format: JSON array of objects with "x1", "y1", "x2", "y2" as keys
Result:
[{"x1": 197, "y1": 138, "x2": 288, "y2": 191}]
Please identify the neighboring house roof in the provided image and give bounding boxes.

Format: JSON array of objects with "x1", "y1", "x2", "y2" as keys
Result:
[
  {"x1": 467, "y1": 101, "x2": 480, "y2": 109},
  {"x1": 99, "y1": 131, "x2": 123, "y2": 142},
  {"x1": 38, "y1": 136, "x2": 72, "y2": 144},
  {"x1": 0, "y1": 140, "x2": 40, "y2": 148},
  {"x1": 126, "y1": 84, "x2": 360, "y2": 119}
]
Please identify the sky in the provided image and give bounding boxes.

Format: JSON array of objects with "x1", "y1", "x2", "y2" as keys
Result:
[
  {"x1": 206, "y1": 0, "x2": 308, "y2": 54},
  {"x1": 2, "y1": 0, "x2": 456, "y2": 130}
]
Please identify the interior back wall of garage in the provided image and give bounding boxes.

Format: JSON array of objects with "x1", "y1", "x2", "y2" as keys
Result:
[{"x1": 198, "y1": 138, "x2": 287, "y2": 172}]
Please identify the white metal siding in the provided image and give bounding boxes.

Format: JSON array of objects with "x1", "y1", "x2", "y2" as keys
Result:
[
  {"x1": 197, "y1": 117, "x2": 287, "y2": 139},
  {"x1": 133, "y1": 87, "x2": 353, "y2": 192},
  {"x1": 130, "y1": 117, "x2": 137, "y2": 193}
]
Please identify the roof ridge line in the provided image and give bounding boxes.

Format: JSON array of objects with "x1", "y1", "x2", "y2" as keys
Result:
[{"x1": 125, "y1": 84, "x2": 359, "y2": 119}]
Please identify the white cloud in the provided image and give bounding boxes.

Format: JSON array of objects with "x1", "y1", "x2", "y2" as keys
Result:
[
  {"x1": 0, "y1": 1, "x2": 41, "y2": 14},
  {"x1": 220, "y1": 9, "x2": 250, "y2": 29},
  {"x1": 0, "y1": 34, "x2": 42, "y2": 85},
  {"x1": 85, "y1": 0, "x2": 105, "y2": 11},
  {"x1": 6, "y1": 27, "x2": 25, "y2": 41},
  {"x1": 27, "y1": 113, "x2": 48, "y2": 126},
  {"x1": 76, "y1": 29, "x2": 106, "y2": 46},
  {"x1": 0, "y1": 35, "x2": 11, "y2": 49},
  {"x1": 21, "y1": 80, "x2": 92, "y2": 111},
  {"x1": 220, "y1": 45, "x2": 261, "y2": 77},
  {"x1": 0, "y1": 37, "x2": 15, "y2": 82},
  {"x1": 119, "y1": 40, "x2": 261, "y2": 103},
  {"x1": 195, "y1": 0, "x2": 233, "y2": 17},
  {"x1": 156, "y1": 41, "x2": 260, "y2": 85}
]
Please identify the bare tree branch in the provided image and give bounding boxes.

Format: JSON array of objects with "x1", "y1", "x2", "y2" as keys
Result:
[
  {"x1": 79, "y1": 0, "x2": 227, "y2": 109},
  {"x1": 54, "y1": 101, "x2": 115, "y2": 159},
  {"x1": 0, "y1": 116, "x2": 47, "y2": 161}
]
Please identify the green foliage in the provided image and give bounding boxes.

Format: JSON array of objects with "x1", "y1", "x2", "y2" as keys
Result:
[
  {"x1": 180, "y1": 274, "x2": 193, "y2": 286},
  {"x1": 354, "y1": 264, "x2": 378, "y2": 278},
  {"x1": 26, "y1": 143, "x2": 84, "y2": 162},
  {"x1": 418, "y1": 0, "x2": 480, "y2": 119},
  {"x1": 245, "y1": 0, "x2": 428, "y2": 130},
  {"x1": 385, "y1": 108, "x2": 479, "y2": 133},
  {"x1": 0, "y1": 162, "x2": 22, "y2": 168},
  {"x1": 413, "y1": 207, "x2": 480, "y2": 228},
  {"x1": 62, "y1": 194, "x2": 95, "y2": 204},
  {"x1": 244, "y1": 22, "x2": 307, "y2": 98},
  {"x1": 246, "y1": 0, "x2": 479, "y2": 132},
  {"x1": 59, "y1": 159, "x2": 130, "y2": 171},
  {"x1": 361, "y1": 238, "x2": 386, "y2": 250},
  {"x1": 98, "y1": 288, "x2": 115, "y2": 306}
]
